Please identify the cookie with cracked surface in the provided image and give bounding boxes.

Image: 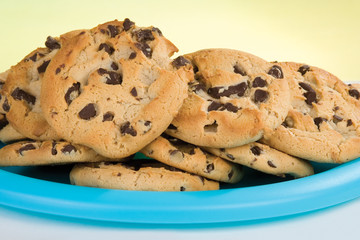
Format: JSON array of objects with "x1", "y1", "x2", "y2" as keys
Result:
[
  {"x1": 165, "y1": 48, "x2": 291, "y2": 148},
  {"x1": 205, "y1": 142, "x2": 314, "y2": 178},
  {"x1": 1, "y1": 35, "x2": 72, "y2": 140},
  {"x1": 0, "y1": 140, "x2": 110, "y2": 166},
  {"x1": 262, "y1": 62, "x2": 360, "y2": 163},
  {"x1": 141, "y1": 134, "x2": 243, "y2": 183},
  {"x1": 70, "y1": 160, "x2": 219, "y2": 191},
  {"x1": 41, "y1": 19, "x2": 191, "y2": 158}
]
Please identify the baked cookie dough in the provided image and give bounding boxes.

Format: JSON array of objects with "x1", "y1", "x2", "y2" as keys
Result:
[
  {"x1": 166, "y1": 48, "x2": 291, "y2": 148},
  {"x1": 70, "y1": 160, "x2": 220, "y2": 191},
  {"x1": 205, "y1": 142, "x2": 314, "y2": 178},
  {"x1": 41, "y1": 19, "x2": 192, "y2": 158},
  {"x1": 262, "y1": 62, "x2": 360, "y2": 163},
  {"x1": 141, "y1": 134, "x2": 243, "y2": 183},
  {"x1": 0, "y1": 140, "x2": 109, "y2": 166}
]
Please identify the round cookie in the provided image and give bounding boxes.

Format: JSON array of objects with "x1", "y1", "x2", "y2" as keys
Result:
[
  {"x1": 70, "y1": 160, "x2": 220, "y2": 191},
  {"x1": 1, "y1": 36, "x2": 71, "y2": 140},
  {"x1": 165, "y1": 48, "x2": 291, "y2": 148},
  {"x1": 141, "y1": 134, "x2": 243, "y2": 183},
  {"x1": 0, "y1": 140, "x2": 110, "y2": 166},
  {"x1": 205, "y1": 142, "x2": 314, "y2": 178},
  {"x1": 262, "y1": 62, "x2": 360, "y2": 163},
  {"x1": 41, "y1": 19, "x2": 192, "y2": 159}
]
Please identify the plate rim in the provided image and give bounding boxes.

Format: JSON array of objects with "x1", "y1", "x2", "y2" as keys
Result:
[{"x1": 1, "y1": 157, "x2": 360, "y2": 224}]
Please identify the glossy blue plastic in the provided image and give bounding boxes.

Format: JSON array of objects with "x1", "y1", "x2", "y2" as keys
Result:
[{"x1": 1, "y1": 156, "x2": 360, "y2": 224}]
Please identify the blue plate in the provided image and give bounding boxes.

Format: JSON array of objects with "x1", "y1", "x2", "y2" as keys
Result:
[{"x1": 1, "y1": 146, "x2": 360, "y2": 223}]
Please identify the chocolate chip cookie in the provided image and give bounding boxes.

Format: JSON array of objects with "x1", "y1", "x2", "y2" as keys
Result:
[
  {"x1": 141, "y1": 134, "x2": 243, "y2": 183},
  {"x1": 41, "y1": 19, "x2": 191, "y2": 159},
  {"x1": 1, "y1": 36, "x2": 67, "y2": 140},
  {"x1": 205, "y1": 142, "x2": 314, "y2": 178},
  {"x1": 0, "y1": 140, "x2": 109, "y2": 166},
  {"x1": 165, "y1": 48, "x2": 291, "y2": 148},
  {"x1": 262, "y1": 62, "x2": 360, "y2": 163},
  {"x1": 70, "y1": 160, "x2": 220, "y2": 191}
]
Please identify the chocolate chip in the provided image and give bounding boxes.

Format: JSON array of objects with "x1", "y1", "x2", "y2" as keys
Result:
[
  {"x1": 252, "y1": 77, "x2": 267, "y2": 88},
  {"x1": 108, "y1": 25, "x2": 120, "y2": 38},
  {"x1": 135, "y1": 42, "x2": 152, "y2": 58},
  {"x1": 78, "y1": 103, "x2": 97, "y2": 120},
  {"x1": 18, "y1": 143, "x2": 36, "y2": 156},
  {"x1": 314, "y1": 117, "x2": 326, "y2": 129},
  {"x1": 180, "y1": 186, "x2": 186, "y2": 191},
  {"x1": 129, "y1": 52, "x2": 137, "y2": 59},
  {"x1": 268, "y1": 65, "x2": 283, "y2": 79},
  {"x1": 298, "y1": 65, "x2": 310, "y2": 75},
  {"x1": 349, "y1": 89, "x2": 360, "y2": 100},
  {"x1": 37, "y1": 60, "x2": 50, "y2": 74},
  {"x1": 347, "y1": 119, "x2": 353, "y2": 126},
  {"x1": 106, "y1": 72, "x2": 122, "y2": 85},
  {"x1": 130, "y1": 87, "x2": 137, "y2": 97},
  {"x1": 61, "y1": 144, "x2": 77, "y2": 154},
  {"x1": 134, "y1": 29, "x2": 155, "y2": 42},
  {"x1": 299, "y1": 82, "x2": 315, "y2": 92},
  {"x1": 64, "y1": 82, "x2": 81, "y2": 105},
  {"x1": 108, "y1": 63, "x2": 118, "y2": 71},
  {"x1": 192, "y1": 82, "x2": 206, "y2": 93},
  {"x1": 98, "y1": 68, "x2": 122, "y2": 85},
  {"x1": 123, "y1": 18, "x2": 135, "y2": 31},
  {"x1": 168, "y1": 124, "x2": 177, "y2": 130},
  {"x1": 172, "y1": 56, "x2": 190, "y2": 69},
  {"x1": 193, "y1": 65, "x2": 199, "y2": 74},
  {"x1": 97, "y1": 68, "x2": 108, "y2": 76},
  {"x1": 45, "y1": 36, "x2": 61, "y2": 50},
  {"x1": 102, "y1": 112, "x2": 114, "y2": 122},
  {"x1": 206, "y1": 163, "x2": 214, "y2": 173},
  {"x1": 233, "y1": 65, "x2": 246, "y2": 76},
  {"x1": 152, "y1": 27, "x2": 163, "y2": 36},
  {"x1": 304, "y1": 91, "x2": 317, "y2": 105},
  {"x1": 204, "y1": 121, "x2": 218, "y2": 133},
  {"x1": 208, "y1": 101, "x2": 223, "y2": 111},
  {"x1": 98, "y1": 43, "x2": 115, "y2": 55},
  {"x1": 55, "y1": 64, "x2": 65, "y2": 74},
  {"x1": 11, "y1": 87, "x2": 36, "y2": 105},
  {"x1": 333, "y1": 115, "x2": 343, "y2": 124},
  {"x1": 51, "y1": 141, "x2": 57, "y2": 155},
  {"x1": 250, "y1": 146, "x2": 262, "y2": 156},
  {"x1": 228, "y1": 170, "x2": 234, "y2": 180},
  {"x1": 226, "y1": 153, "x2": 235, "y2": 160},
  {"x1": 208, "y1": 82, "x2": 248, "y2": 99},
  {"x1": 223, "y1": 103, "x2": 239, "y2": 113},
  {"x1": 254, "y1": 89, "x2": 269, "y2": 103},
  {"x1": 267, "y1": 160, "x2": 277, "y2": 168},
  {"x1": 120, "y1": 121, "x2": 137, "y2": 136},
  {"x1": 2, "y1": 98, "x2": 10, "y2": 112},
  {"x1": 29, "y1": 53, "x2": 38, "y2": 62},
  {"x1": 0, "y1": 115, "x2": 9, "y2": 131}
]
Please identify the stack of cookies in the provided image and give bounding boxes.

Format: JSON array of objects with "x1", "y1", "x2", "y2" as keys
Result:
[{"x1": 1, "y1": 18, "x2": 359, "y2": 191}]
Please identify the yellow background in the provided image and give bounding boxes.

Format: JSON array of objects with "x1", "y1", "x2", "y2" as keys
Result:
[{"x1": 0, "y1": 0, "x2": 359, "y2": 81}]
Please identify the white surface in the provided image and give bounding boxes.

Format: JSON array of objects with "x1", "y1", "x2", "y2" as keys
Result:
[{"x1": 1, "y1": 197, "x2": 360, "y2": 240}]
